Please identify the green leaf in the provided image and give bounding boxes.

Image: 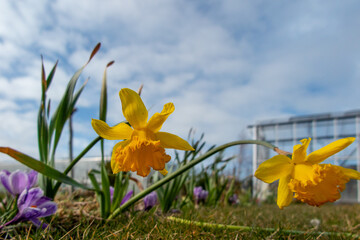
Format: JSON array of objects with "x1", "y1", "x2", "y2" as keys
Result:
[
  {"x1": 48, "y1": 43, "x2": 101, "y2": 164},
  {"x1": 37, "y1": 58, "x2": 56, "y2": 164},
  {"x1": 46, "y1": 60, "x2": 58, "y2": 91},
  {"x1": 101, "y1": 164, "x2": 111, "y2": 217},
  {"x1": 0, "y1": 147, "x2": 91, "y2": 191},
  {"x1": 111, "y1": 172, "x2": 129, "y2": 212},
  {"x1": 88, "y1": 169, "x2": 105, "y2": 217},
  {"x1": 100, "y1": 61, "x2": 114, "y2": 122}
]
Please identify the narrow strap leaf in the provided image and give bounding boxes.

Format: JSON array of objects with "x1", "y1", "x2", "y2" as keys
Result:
[
  {"x1": 0, "y1": 147, "x2": 92, "y2": 191},
  {"x1": 88, "y1": 43, "x2": 101, "y2": 63}
]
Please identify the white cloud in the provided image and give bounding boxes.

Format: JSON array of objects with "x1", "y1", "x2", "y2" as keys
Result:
[{"x1": 0, "y1": 1, "x2": 360, "y2": 171}]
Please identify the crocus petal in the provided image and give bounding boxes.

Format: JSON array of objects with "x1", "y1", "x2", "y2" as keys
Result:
[
  {"x1": 306, "y1": 137, "x2": 356, "y2": 164},
  {"x1": 92, "y1": 119, "x2": 133, "y2": 140},
  {"x1": 111, "y1": 140, "x2": 131, "y2": 173},
  {"x1": 18, "y1": 188, "x2": 44, "y2": 211},
  {"x1": 120, "y1": 190, "x2": 133, "y2": 206},
  {"x1": 337, "y1": 166, "x2": 360, "y2": 180},
  {"x1": 110, "y1": 186, "x2": 114, "y2": 202},
  {"x1": 22, "y1": 207, "x2": 43, "y2": 219},
  {"x1": 17, "y1": 189, "x2": 28, "y2": 209},
  {"x1": 37, "y1": 202, "x2": 58, "y2": 217},
  {"x1": 144, "y1": 192, "x2": 157, "y2": 210},
  {"x1": 155, "y1": 132, "x2": 194, "y2": 151},
  {"x1": 277, "y1": 174, "x2": 293, "y2": 209},
  {"x1": 30, "y1": 218, "x2": 48, "y2": 229},
  {"x1": 0, "y1": 170, "x2": 14, "y2": 195},
  {"x1": 10, "y1": 170, "x2": 29, "y2": 195},
  {"x1": 292, "y1": 138, "x2": 311, "y2": 164},
  {"x1": 27, "y1": 170, "x2": 38, "y2": 188},
  {"x1": 147, "y1": 103, "x2": 175, "y2": 133},
  {"x1": 27, "y1": 188, "x2": 44, "y2": 202},
  {"x1": 193, "y1": 186, "x2": 203, "y2": 198},
  {"x1": 34, "y1": 196, "x2": 52, "y2": 206},
  {"x1": 254, "y1": 155, "x2": 293, "y2": 183},
  {"x1": 119, "y1": 88, "x2": 148, "y2": 129}
]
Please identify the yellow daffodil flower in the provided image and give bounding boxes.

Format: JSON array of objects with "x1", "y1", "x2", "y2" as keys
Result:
[
  {"x1": 255, "y1": 137, "x2": 360, "y2": 209},
  {"x1": 92, "y1": 88, "x2": 194, "y2": 177}
]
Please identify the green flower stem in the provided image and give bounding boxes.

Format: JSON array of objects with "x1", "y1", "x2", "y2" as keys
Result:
[
  {"x1": 53, "y1": 136, "x2": 102, "y2": 194},
  {"x1": 108, "y1": 140, "x2": 276, "y2": 220},
  {"x1": 167, "y1": 216, "x2": 359, "y2": 238}
]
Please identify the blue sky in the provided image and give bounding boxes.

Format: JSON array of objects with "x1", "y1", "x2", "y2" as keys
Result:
[{"x1": 1, "y1": 0, "x2": 360, "y2": 163}]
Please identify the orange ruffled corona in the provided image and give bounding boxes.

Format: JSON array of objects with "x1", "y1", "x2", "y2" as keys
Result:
[
  {"x1": 91, "y1": 88, "x2": 194, "y2": 177},
  {"x1": 255, "y1": 137, "x2": 360, "y2": 209}
]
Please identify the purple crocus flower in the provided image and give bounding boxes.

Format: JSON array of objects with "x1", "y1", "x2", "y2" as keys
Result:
[
  {"x1": 0, "y1": 187, "x2": 57, "y2": 229},
  {"x1": 144, "y1": 191, "x2": 157, "y2": 210},
  {"x1": 228, "y1": 194, "x2": 239, "y2": 205},
  {"x1": 193, "y1": 186, "x2": 208, "y2": 203},
  {"x1": 109, "y1": 186, "x2": 133, "y2": 205},
  {"x1": 110, "y1": 186, "x2": 114, "y2": 202},
  {"x1": 0, "y1": 170, "x2": 38, "y2": 196}
]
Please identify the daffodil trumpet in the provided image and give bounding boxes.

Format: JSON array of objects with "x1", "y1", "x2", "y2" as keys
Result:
[
  {"x1": 92, "y1": 88, "x2": 194, "y2": 177},
  {"x1": 255, "y1": 137, "x2": 360, "y2": 209}
]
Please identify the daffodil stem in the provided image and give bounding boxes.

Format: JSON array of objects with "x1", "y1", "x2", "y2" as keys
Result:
[
  {"x1": 52, "y1": 136, "x2": 102, "y2": 195},
  {"x1": 167, "y1": 216, "x2": 359, "y2": 238},
  {"x1": 108, "y1": 140, "x2": 277, "y2": 220}
]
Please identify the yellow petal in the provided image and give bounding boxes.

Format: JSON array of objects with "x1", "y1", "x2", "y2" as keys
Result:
[
  {"x1": 338, "y1": 165, "x2": 360, "y2": 180},
  {"x1": 91, "y1": 119, "x2": 133, "y2": 140},
  {"x1": 111, "y1": 140, "x2": 131, "y2": 173},
  {"x1": 119, "y1": 88, "x2": 148, "y2": 129},
  {"x1": 292, "y1": 138, "x2": 311, "y2": 164},
  {"x1": 306, "y1": 137, "x2": 355, "y2": 164},
  {"x1": 147, "y1": 103, "x2": 175, "y2": 133},
  {"x1": 155, "y1": 132, "x2": 194, "y2": 151},
  {"x1": 277, "y1": 174, "x2": 293, "y2": 209},
  {"x1": 159, "y1": 169, "x2": 168, "y2": 176},
  {"x1": 254, "y1": 155, "x2": 293, "y2": 183}
]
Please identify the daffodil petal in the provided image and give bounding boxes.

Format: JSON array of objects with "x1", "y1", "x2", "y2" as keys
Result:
[
  {"x1": 159, "y1": 169, "x2": 168, "y2": 176},
  {"x1": 306, "y1": 137, "x2": 355, "y2": 164},
  {"x1": 91, "y1": 119, "x2": 133, "y2": 140},
  {"x1": 277, "y1": 174, "x2": 293, "y2": 209},
  {"x1": 292, "y1": 138, "x2": 311, "y2": 164},
  {"x1": 119, "y1": 88, "x2": 148, "y2": 129},
  {"x1": 338, "y1": 165, "x2": 360, "y2": 180},
  {"x1": 155, "y1": 132, "x2": 194, "y2": 151},
  {"x1": 147, "y1": 103, "x2": 175, "y2": 133},
  {"x1": 292, "y1": 163, "x2": 315, "y2": 182},
  {"x1": 254, "y1": 155, "x2": 293, "y2": 183},
  {"x1": 111, "y1": 140, "x2": 131, "y2": 173}
]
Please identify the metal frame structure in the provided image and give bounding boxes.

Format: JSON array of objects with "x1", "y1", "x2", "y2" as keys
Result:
[{"x1": 248, "y1": 109, "x2": 360, "y2": 203}]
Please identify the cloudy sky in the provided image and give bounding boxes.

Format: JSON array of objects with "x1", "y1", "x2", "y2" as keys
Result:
[{"x1": 1, "y1": 0, "x2": 360, "y2": 164}]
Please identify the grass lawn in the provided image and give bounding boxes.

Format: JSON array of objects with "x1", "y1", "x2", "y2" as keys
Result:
[{"x1": 1, "y1": 190, "x2": 360, "y2": 239}]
